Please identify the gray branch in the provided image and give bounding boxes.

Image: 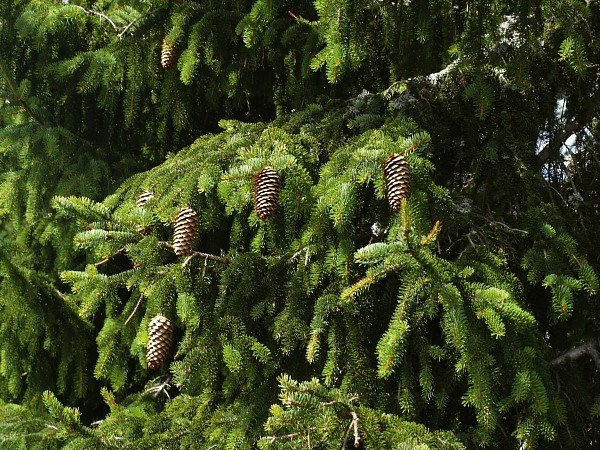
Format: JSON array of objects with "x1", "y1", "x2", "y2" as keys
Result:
[{"x1": 550, "y1": 338, "x2": 600, "y2": 370}]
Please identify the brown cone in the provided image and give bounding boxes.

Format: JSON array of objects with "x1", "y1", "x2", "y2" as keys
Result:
[
  {"x1": 254, "y1": 167, "x2": 280, "y2": 220},
  {"x1": 161, "y1": 37, "x2": 178, "y2": 69},
  {"x1": 146, "y1": 315, "x2": 174, "y2": 370},
  {"x1": 173, "y1": 207, "x2": 198, "y2": 256},
  {"x1": 384, "y1": 154, "x2": 410, "y2": 211}
]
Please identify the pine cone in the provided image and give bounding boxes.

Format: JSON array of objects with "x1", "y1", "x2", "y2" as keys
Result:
[
  {"x1": 146, "y1": 315, "x2": 174, "y2": 370},
  {"x1": 254, "y1": 167, "x2": 280, "y2": 220},
  {"x1": 384, "y1": 154, "x2": 410, "y2": 211},
  {"x1": 136, "y1": 191, "x2": 154, "y2": 208},
  {"x1": 160, "y1": 37, "x2": 178, "y2": 69},
  {"x1": 173, "y1": 207, "x2": 198, "y2": 256}
]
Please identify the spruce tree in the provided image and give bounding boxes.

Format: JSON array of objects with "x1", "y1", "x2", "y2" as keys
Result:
[{"x1": 1, "y1": 0, "x2": 600, "y2": 449}]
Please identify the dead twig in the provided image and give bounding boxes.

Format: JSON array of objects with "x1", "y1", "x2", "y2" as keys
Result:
[
  {"x1": 341, "y1": 410, "x2": 361, "y2": 449},
  {"x1": 145, "y1": 375, "x2": 172, "y2": 399},
  {"x1": 182, "y1": 250, "x2": 231, "y2": 267},
  {"x1": 265, "y1": 428, "x2": 316, "y2": 444},
  {"x1": 124, "y1": 294, "x2": 143, "y2": 326},
  {"x1": 72, "y1": 5, "x2": 161, "y2": 39},
  {"x1": 117, "y1": 8, "x2": 162, "y2": 39},
  {"x1": 72, "y1": 5, "x2": 119, "y2": 32},
  {"x1": 94, "y1": 247, "x2": 127, "y2": 267}
]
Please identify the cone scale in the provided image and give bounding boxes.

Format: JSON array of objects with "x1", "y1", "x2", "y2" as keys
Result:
[{"x1": 136, "y1": 191, "x2": 154, "y2": 208}]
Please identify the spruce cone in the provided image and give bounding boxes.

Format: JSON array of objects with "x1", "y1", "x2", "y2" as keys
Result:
[
  {"x1": 384, "y1": 154, "x2": 410, "y2": 211},
  {"x1": 254, "y1": 167, "x2": 281, "y2": 220},
  {"x1": 173, "y1": 207, "x2": 198, "y2": 256},
  {"x1": 160, "y1": 37, "x2": 178, "y2": 69},
  {"x1": 146, "y1": 315, "x2": 174, "y2": 370},
  {"x1": 136, "y1": 191, "x2": 154, "y2": 208}
]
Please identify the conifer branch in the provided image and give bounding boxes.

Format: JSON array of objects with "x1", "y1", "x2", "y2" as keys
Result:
[
  {"x1": 72, "y1": 5, "x2": 162, "y2": 39},
  {"x1": 72, "y1": 5, "x2": 119, "y2": 33},
  {"x1": 383, "y1": 58, "x2": 463, "y2": 100},
  {"x1": 537, "y1": 92, "x2": 600, "y2": 165},
  {"x1": 537, "y1": 121, "x2": 581, "y2": 166},
  {"x1": 117, "y1": 8, "x2": 162, "y2": 39},
  {"x1": 0, "y1": 60, "x2": 43, "y2": 124},
  {"x1": 550, "y1": 338, "x2": 600, "y2": 370}
]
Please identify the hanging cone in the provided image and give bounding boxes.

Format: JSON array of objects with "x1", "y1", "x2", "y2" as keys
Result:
[
  {"x1": 173, "y1": 207, "x2": 198, "y2": 256},
  {"x1": 160, "y1": 37, "x2": 178, "y2": 69},
  {"x1": 384, "y1": 154, "x2": 410, "y2": 211},
  {"x1": 146, "y1": 315, "x2": 174, "y2": 370},
  {"x1": 254, "y1": 167, "x2": 280, "y2": 220},
  {"x1": 136, "y1": 191, "x2": 154, "y2": 208}
]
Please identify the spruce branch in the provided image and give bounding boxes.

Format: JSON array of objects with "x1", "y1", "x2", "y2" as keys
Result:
[
  {"x1": 72, "y1": 5, "x2": 162, "y2": 39},
  {"x1": 117, "y1": 8, "x2": 162, "y2": 39},
  {"x1": 0, "y1": 60, "x2": 44, "y2": 124},
  {"x1": 383, "y1": 57, "x2": 464, "y2": 101},
  {"x1": 537, "y1": 92, "x2": 600, "y2": 165},
  {"x1": 537, "y1": 121, "x2": 581, "y2": 166},
  {"x1": 550, "y1": 338, "x2": 600, "y2": 370},
  {"x1": 72, "y1": 5, "x2": 119, "y2": 33}
]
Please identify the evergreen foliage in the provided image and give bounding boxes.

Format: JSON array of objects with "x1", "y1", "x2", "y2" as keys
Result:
[{"x1": 1, "y1": 0, "x2": 600, "y2": 448}]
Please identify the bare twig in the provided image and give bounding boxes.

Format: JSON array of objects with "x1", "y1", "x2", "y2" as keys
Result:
[
  {"x1": 72, "y1": 5, "x2": 119, "y2": 32},
  {"x1": 341, "y1": 410, "x2": 361, "y2": 449},
  {"x1": 487, "y1": 221, "x2": 528, "y2": 234},
  {"x1": 124, "y1": 294, "x2": 143, "y2": 326},
  {"x1": 145, "y1": 375, "x2": 172, "y2": 399},
  {"x1": 117, "y1": 8, "x2": 162, "y2": 39},
  {"x1": 94, "y1": 247, "x2": 127, "y2": 267},
  {"x1": 54, "y1": 288, "x2": 68, "y2": 301},
  {"x1": 550, "y1": 338, "x2": 600, "y2": 370},
  {"x1": 265, "y1": 428, "x2": 316, "y2": 443},
  {"x1": 201, "y1": 253, "x2": 209, "y2": 278},
  {"x1": 181, "y1": 250, "x2": 231, "y2": 267},
  {"x1": 591, "y1": 343, "x2": 600, "y2": 369},
  {"x1": 287, "y1": 246, "x2": 310, "y2": 264},
  {"x1": 73, "y1": 5, "x2": 161, "y2": 39}
]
